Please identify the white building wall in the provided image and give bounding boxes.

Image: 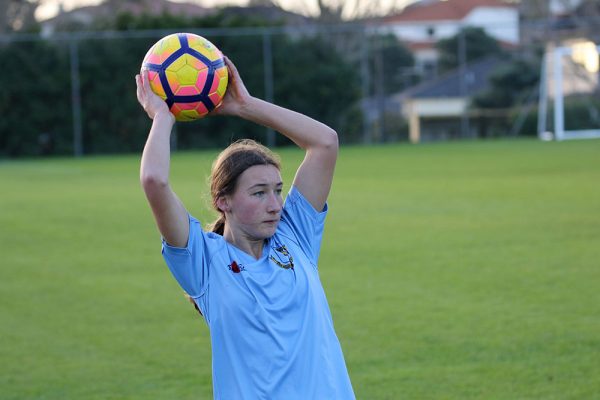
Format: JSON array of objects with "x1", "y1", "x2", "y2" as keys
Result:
[
  {"x1": 380, "y1": 7, "x2": 519, "y2": 45},
  {"x1": 463, "y1": 7, "x2": 519, "y2": 44},
  {"x1": 385, "y1": 21, "x2": 461, "y2": 43},
  {"x1": 403, "y1": 98, "x2": 467, "y2": 118}
]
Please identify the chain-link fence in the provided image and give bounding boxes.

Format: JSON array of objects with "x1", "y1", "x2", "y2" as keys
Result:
[{"x1": 1, "y1": 22, "x2": 583, "y2": 157}]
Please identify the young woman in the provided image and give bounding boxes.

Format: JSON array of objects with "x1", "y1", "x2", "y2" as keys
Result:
[{"x1": 135, "y1": 57, "x2": 355, "y2": 399}]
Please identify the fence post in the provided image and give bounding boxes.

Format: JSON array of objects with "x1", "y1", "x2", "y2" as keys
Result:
[
  {"x1": 537, "y1": 52, "x2": 548, "y2": 137},
  {"x1": 262, "y1": 30, "x2": 275, "y2": 148},
  {"x1": 374, "y1": 34, "x2": 385, "y2": 143},
  {"x1": 360, "y1": 29, "x2": 371, "y2": 144},
  {"x1": 458, "y1": 28, "x2": 470, "y2": 138},
  {"x1": 69, "y1": 37, "x2": 83, "y2": 156}
]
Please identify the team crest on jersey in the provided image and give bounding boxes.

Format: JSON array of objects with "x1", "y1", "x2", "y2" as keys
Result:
[{"x1": 269, "y1": 243, "x2": 294, "y2": 270}]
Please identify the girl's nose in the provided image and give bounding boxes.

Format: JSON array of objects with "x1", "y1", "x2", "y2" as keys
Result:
[{"x1": 267, "y1": 192, "x2": 282, "y2": 213}]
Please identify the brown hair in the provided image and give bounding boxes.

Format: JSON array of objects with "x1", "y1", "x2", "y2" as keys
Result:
[{"x1": 208, "y1": 139, "x2": 281, "y2": 235}]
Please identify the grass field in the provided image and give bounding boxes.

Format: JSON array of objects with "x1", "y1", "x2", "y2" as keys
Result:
[{"x1": 1, "y1": 138, "x2": 599, "y2": 399}]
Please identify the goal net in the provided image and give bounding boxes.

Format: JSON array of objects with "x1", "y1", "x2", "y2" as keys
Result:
[{"x1": 538, "y1": 41, "x2": 600, "y2": 141}]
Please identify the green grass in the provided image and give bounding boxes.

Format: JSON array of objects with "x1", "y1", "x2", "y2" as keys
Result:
[{"x1": 1, "y1": 139, "x2": 599, "y2": 399}]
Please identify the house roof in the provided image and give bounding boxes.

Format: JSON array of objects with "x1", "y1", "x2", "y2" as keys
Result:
[
  {"x1": 382, "y1": 0, "x2": 515, "y2": 23},
  {"x1": 407, "y1": 41, "x2": 437, "y2": 51},
  {"x1": 407, "y1": 39, "x2": 518, "y2": 52},
  {"x1": 400, "y1": 56, "x2": 503, "y2": 99}
]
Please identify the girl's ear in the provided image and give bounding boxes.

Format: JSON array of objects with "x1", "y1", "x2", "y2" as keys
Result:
[{"x1": 216, "y1": 196, "x2": 230, "y2": 212}]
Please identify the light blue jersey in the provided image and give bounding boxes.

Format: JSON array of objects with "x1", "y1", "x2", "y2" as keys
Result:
[{"x1": 162, "y1": 186, "x2": 355, "y2": 399}]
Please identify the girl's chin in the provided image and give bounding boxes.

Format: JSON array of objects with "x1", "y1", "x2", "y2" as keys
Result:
[{"x1": 260, "y1": 224, "x2": 278, "y2": 238}]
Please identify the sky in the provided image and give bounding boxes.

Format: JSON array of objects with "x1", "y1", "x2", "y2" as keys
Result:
[
  {"x1": 36, "y1": 0, "x2": 245, "y2": 21},
  {"x1": 35, "y1": 0, "x2": 410, "y2": 21}
]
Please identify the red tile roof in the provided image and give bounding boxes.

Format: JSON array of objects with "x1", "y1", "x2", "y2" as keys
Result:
[{"x1": 407, "y1": 41, "x2": 436, "y2": 51}]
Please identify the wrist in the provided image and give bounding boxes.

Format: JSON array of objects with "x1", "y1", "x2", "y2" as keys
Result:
[
  {"x1": 154, "y1": 110, "x2": 176, "y2": 125},
  {"x1": 237, "y1": 96, "x2": 262, "y2": 119}
]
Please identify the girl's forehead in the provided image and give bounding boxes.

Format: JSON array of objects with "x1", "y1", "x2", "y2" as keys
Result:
[{"x1": 238, "y1": 164, "x2": 282, "y2": 185}]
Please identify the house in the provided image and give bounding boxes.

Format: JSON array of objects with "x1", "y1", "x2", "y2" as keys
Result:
[
  {"x1": 376, "y1": 0, "x2": 519, "y2": 75},
  {"x1": 398, "y1": 56, "x2": 504, "y2": 143}
]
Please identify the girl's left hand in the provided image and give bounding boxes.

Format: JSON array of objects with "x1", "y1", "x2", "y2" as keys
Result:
[{"x1": 211, "y1": 56, "x2": 252, "y2": 117}]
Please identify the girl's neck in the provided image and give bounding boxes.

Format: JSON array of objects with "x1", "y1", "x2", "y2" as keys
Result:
[{"x1": 223, "y1": 227, "x2": 265, "y2": 260}]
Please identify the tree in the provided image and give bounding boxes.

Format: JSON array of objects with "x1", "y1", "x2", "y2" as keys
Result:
[
  {"x1": 272, "y1": 36, "x2": 362, "y2": 137},
  {"x1": 0, "y1": 7, "x2": 365, "y2": 156},
  {"x1": 0, "y1": 40, "x2": 71, "y2": 156},
  {"x1": 254, "y1": 0, "x2": 405, "y2": 22},
  {"x1": 369, "y1": 33, "x2": 416, "y2": 95},
  {"x1": 1, "y1": 0, "x2": 39, "y2": 33},
  {"x1": 472, "y1": 58, "x2": 540, "y2": 109},
  {"x1": 572, "y1": 0, "x2": 600, "y2": 42},
  {"x1": 436, "y1": 27, "x2": 503, "y2": 73}
]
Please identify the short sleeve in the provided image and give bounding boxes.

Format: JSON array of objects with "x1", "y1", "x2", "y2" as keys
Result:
[
  {"x1": 279, "y1": 186, "x2": 328, "y2": 264},
  {"x1": 161, "y1": 214, "x2": 210, "y2": 298}
]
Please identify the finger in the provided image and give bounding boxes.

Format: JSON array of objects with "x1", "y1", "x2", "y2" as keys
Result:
[
  {"x1": 142, "y1": 69, "x2": 152, "y2": 92},
  {"x1": 223, "y1": 56, "x2": 239, "y2": 80},
  {"x1": 135, "y1": 74, "x2": 144, "y2": 103}
]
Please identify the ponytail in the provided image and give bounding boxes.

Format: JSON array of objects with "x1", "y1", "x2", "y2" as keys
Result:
[
  {"x1": 209, "y1": 214, "x2": 226, "y2": 235},
  {"x1": 184, "y1": 293, "x2": 202, "y2": 316}
]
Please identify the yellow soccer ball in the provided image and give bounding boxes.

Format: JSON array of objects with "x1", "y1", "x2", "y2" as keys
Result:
[{"x1": 141, "y1": 33, "x2": 228, "y2": 121}]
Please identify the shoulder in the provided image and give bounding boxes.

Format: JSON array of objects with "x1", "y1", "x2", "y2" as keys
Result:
[
  {"x1": 284, "y1": 186, "x2": 328, "y2": 218},
  {"x1": 163, "y1": 214, "x2": 226, "y2": 255},
  {"x1": 276, "y1": 187, "x2": 329, "y2": 264},
  {"x1": 281, "y1": 187, "x2": 328, "y2": 236}
]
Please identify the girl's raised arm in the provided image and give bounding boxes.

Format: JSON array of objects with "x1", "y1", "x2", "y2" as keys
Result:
[
  {"x1": 215, "y1": 57, "x2": 338, "y2": 212},
  {"x1": 136, "y1": 71, "x2": 189, "y2": 247}
]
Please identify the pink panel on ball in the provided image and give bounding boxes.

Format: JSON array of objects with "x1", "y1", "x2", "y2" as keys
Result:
[
  {"x1": 171, "y1": 101, "x2": 209, "y2": 121},
  {"x1": 177, "y1": 103, "x2": 194, "y2": 110},
  {"x1": 189, "y1": 57, "x2": 209, "y2": 72},
  {"x1": 208, "y1": 74, "x2": 220, "y2": 94},
  {"x1": 145, "y1": 53, "x2": 162, "y2": 65},
  {"x1": 148, "y1": 71, "x2": 166, "y2": 98},
  {"x1": 178, "y1": 101, "x2": 208, "y2": 114},
  {"x1": 194, "y1": 68, "x2": 209, "y2": 91},
  {"x1": 176, "y1": 86, "x2": 200, "y2": 96},
  {"x1": 170, "y1": 104, "x2": 183, "y2": 117},
  {"x1": 209, "y1": 92, "x2": 223, "y2": 106},
  {"x1": 195, "y1": 102, "x2": 209, "y2": 115}
]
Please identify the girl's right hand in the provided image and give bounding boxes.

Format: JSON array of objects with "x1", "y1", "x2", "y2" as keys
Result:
[{"x1": 135, "y1": 70, "x2": 173, "y2": 121}]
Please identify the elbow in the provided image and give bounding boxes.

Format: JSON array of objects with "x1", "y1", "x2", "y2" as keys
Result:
[
  {"x1": 140, "y1": 172, "x2": 169, "y2": 194},
  {"x1": 321, "y1": 128, "x2": 339, "y2": 153}
]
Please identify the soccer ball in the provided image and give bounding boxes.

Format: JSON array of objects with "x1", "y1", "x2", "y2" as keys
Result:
[{"x1": 141, "y1": 33, "x2": 228, "y2": 121}]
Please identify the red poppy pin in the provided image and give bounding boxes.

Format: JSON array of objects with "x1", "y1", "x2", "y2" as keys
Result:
[{"x1": 230, "y1": 261, "x2": 241, "y2": 273}]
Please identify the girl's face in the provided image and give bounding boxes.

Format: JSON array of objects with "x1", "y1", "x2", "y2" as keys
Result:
[{"x1": 222, "y1": 164, "x2": 283, "y2": 241}]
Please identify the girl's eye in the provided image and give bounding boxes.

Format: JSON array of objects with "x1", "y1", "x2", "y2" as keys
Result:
[
  {"x1": 276, "y1": 189, "x2": 282, "y2": 195},
  {"x1": 253, "y1": 191, "x2": 265, "y2": 197}
]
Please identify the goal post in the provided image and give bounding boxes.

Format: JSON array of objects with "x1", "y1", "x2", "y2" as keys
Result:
[{"x1": 538, "y1": 42, "x2": 600, "y2": 141}]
